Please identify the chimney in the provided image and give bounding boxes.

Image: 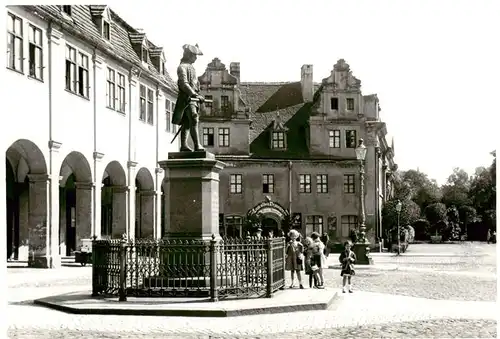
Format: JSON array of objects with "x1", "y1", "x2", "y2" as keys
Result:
[
  {"x1": 230, "y1": 62, "x2": 240, "y2": 84},
  {"x1": 301, "y1": 64, "x2": 313, "y2": 103}
]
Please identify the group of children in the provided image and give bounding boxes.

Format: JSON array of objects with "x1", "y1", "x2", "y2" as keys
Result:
[{"x1": 285, "y1": 229, "x2": 356, "y2": 293}]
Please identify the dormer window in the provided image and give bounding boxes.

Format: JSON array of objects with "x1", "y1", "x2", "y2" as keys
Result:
[
  {"x1": 102, "y1": 21, "x2": 110, "y2": 40},
  {"x1": 272, "y1": 132, "x2": 285, "y2": 149},
  {"x1": 269, "y1": 112, "x2": 288, "y2": 150},
  {"x1": 61, "y1": 5, "x2": 72, "y2": 16},
  {"x1": 141, "y1": 47, "x2": 148, "y2": 63}
]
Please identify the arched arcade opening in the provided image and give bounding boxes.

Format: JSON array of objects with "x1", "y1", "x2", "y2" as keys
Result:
[
  {"x1": 135, "y1": 167, "x2": 155, "y2": 239},
  {"x1": 59, "y1": 151, "x2": 93, "y2": 256},
  {"x1": 5, "y1": 139, "x2": 48, "y2": 266},
  {"x1": 101, "y1": 161, "x2": 127, "y2": 239}
]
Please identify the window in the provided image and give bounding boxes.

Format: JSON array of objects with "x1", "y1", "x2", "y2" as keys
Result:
[
  {"x1": 7, "y1": 13, "x2": 23, "y2": 72},
  {"x1": 61, "y1": 5, "x2": 72, "y2": 16},
  {"x1": 102, "y1": 21, "x2": 110, "y2": 40},
  {"x1": 330, "y1": 97, "x2": 338, "y2": 110},
  {"x1": 117, "y1": 73, "x2": 126, "y2": 112},
  {"x1": 172, "y1": 104, "x2": 177, "y2": 133},
  {"x1": 272, "y1": 131, "x2": 285, "y2": 149},
  {"x1": 263, "y1": 174, "x2": 274, "y2": 194},
  {"x1": 316, "y1": 174, "x2": 328, "y2": 193},
  {"x1": 106, "y1": 68, "x2": 116, "y2": 109},
  {"x1": 161, "y1": 61, "x2": 166, "y2": 75},
  {"x1": 306, "y1": 215, "x2": 323, "y2": 235},
  {"x1": 341, "y1": 215, "x2": 358, "y2": 237},
  {"x1": 107, "y1": 69, "x2": 126, "y2": 112},
  {"x1": 165, "y1": 100, "x2": 171, "y2": 132},
  {"x1": 218, "y1": 128, "x2": 230, "y2": 147},
  {"x1": 343, "y1": 174, "x2": 355, "y2": 193},
  {"x1": 328, "y1": 130, "x2": 340, "y2": 148},
  {"x1": 28, "y1": 24, "x2": 43, "y2": 80},
  {"x1": 230, "y1": 174, "x2": 242, "y2": 194},
  {"x1": 346, "y1": 98, "x2": 354, "y2": 111},
  {"x1": 224, "y1": 216, "x2": 243, "y2": 238},
  {"x1": 147, "y1": 88, "x2": 154, "y2": 124},
  {"x1": 345, "y1": 130, "x2": 357, "y2": 148},
  {"x1": 203, "y1": 127, "x2": 214, "y2": 147},
  {"x1": 65, "y1": 45, "x2": 89, "y2": 98},
  {"x1": 221, "y1": 95, "x2": 229, "y2": 113},
  {"x1": 141, "y1": 47, "x2": 148, "y2": 63},
  {"x1": 204, "y1": 95, "x2": 213, "y2": 115},
  {"x1": 139, "y1": 85, "x2": 146, "y2": 121},
  {"x1": 299, "y1": 174, "x2": 311, "y2": 193}
]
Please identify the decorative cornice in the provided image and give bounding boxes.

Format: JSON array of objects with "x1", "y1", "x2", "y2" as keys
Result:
[
  {"x1": 48, "y1": 140, "x2": 62, "y2": 152},
  {"x1": 149, "y1": 47, "x2": 163, "y2": 58},
  {"x1": 128, "y1": 32, "x2": 146, "y2": 45},
  {"x1": 75, "y1": 181, "x2": 94, "y2": 190},
  {"x1": 93, "y1": 152, "x2": 105, "y2": 161},
  {"x1": 27, "y1": 174, "x2": 49, "y2": 183}
]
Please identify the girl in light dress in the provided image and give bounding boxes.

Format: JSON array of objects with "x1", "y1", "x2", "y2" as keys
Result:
[
  {"x1": 310, "y1": 232, "x2": 327, "y2": 288},
  {"x1": 285, "y1": 229, "x2": 304, "y2": 289}
]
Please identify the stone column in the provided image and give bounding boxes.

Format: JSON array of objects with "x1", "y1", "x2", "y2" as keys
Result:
[
  {"x1": 159, "y1": 151, "x2": 225, "y2": 240},
  {"x1": 154, "y1": 168, "x2": 164, "y2": 240},
  {"x1": 58, "y1": 186, "x2": 67, "y2": 256},
  {"x1": 75, "y1": 182, "x2": 93, "y2": 249},
  {"x1": 138, "y1": 190, "x2": 155, "y2": 239},
  {"x1": 127, "y1": 161, "x2": 137, "y2": 240},
  {"x1": 27, "y1": 174, "x2": 51, "y2": 268},
  {"x1": 111, "y1": 186, "x2": 128, "y2": 239},
  {"x1": 93, "y1": 152, "x2": 104, "y2": 238}
]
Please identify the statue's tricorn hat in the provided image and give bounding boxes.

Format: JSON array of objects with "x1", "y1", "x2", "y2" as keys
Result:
[{"x1": 183, "y1": 44, "x2": 203, "y2": 56}]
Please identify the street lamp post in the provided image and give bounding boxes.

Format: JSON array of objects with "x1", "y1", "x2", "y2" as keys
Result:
[
  {"x1": 396, "y1": 200, "x2": 402, "y2": 255},
  {"x1": 354, "y1": 138, "x2": 372, "y2": 264}
]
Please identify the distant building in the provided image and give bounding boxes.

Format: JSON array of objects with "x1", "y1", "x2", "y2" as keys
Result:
[
  {"x1": 196, "y1": 58, "x2": 397, "y2": 243},
  {"x1": 3, "y1": 5, "x2": 179, "y2": 267}
]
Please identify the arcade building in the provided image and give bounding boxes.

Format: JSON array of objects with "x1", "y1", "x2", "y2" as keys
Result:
[
  {"x1": 4, "y1": 5, "x2": 179, "y2": 267},
  {"x1": 195, "y1": 58, "x2": 397, "y2": 244}
]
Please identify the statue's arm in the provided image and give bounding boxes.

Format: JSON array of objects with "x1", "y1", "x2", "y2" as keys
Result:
[{"x1": 177, "y1": 65, "x2": 197, "y2": 97}]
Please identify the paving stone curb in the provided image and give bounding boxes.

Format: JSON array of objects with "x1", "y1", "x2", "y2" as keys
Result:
[{"x1": 34, "y1": 291, "x2": 340, "y2": 317}]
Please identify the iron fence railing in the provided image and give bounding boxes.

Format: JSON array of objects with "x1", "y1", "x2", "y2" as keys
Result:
[{"x1": 92, "y1": 235, "x2": 285, "y2": 301}]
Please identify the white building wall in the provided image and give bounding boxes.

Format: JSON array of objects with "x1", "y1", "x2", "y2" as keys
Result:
[{"x1": 2, "y1": 6, "x2": 179, "y2": 267}]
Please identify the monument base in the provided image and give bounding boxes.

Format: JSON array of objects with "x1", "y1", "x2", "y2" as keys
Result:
[{"x1": 353, "y1": 242, "x2": 373, "y2": 265}]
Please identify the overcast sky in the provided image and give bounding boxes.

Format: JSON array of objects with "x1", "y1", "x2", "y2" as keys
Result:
[{"x1": 32, "y1": 0, "x2": 500, "y2": 184}]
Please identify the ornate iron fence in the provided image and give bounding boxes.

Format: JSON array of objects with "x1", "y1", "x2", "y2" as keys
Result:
[{"x1": 92, "y1": 235, "x2": 285, "y2": 301}]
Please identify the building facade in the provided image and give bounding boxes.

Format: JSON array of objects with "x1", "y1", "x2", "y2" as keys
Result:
[
  {"x1": 195, "y1": 58, "x2": 397, "y2": 244},
  {"x1": 3, "y1": 5, "x2": 179, "y2": 267}
]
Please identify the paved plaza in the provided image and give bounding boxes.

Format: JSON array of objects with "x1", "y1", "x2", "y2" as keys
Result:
[{"x1": 7, "y1": 243, "x2": 498, "y2": 338}]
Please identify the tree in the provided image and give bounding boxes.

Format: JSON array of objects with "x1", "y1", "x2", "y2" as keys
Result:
[
  {"x1": 424, "y1": 203, "x2": 447, "y2": 225},
  {"x1": 441, "y1": 168, "x2": 471, "y2": 209},
  {"x1": 393, "y1": 169, "x2": 441, "y2": 211},
  {"x1": 382, "y1": 198, "x2": 421, "y2": 234},
  {"x1": 445, "y1": 206, "x2": 461, "y2": 241},
  {"x1": 458, "y1": 205, "x2": 477, "y2": 237},
  {"x1": 412, "y1": 219, "x2": 431, "y2": 240}
]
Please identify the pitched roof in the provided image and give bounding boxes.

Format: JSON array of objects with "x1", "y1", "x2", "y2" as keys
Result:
[
  {"x1": 22, "y1": 5, "x2": 177, "y2": 95},
  {"x1": 238, "y1": 82, "x2": 321, "y2": 158}
]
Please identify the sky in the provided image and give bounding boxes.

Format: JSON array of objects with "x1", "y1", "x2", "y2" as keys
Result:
[{"x1": 27, "y1": 0, "x2": 500, "y2": 184}]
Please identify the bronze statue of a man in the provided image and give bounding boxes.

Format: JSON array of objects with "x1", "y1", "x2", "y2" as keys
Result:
[{"x1": 171, "y1": 44, "x2": 205, "y2": 152}]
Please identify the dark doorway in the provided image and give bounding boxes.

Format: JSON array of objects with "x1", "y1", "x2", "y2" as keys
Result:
[
  {"x1": 6, "y1": 159, "x2": 21, "y2": 260},
  {"x1": 101, "y1": 176, "x2": 113, "y2": 238},
  {"x1": 262, "y1": 217, "x2": 279, "y2": 237},
  {"x1": 64, "y1": 174, "x2": 77, "y2": 256}
]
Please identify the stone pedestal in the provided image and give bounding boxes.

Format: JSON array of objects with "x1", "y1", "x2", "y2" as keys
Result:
[
  {"x1": 158, "y1": 151, "x2": 225, "y2": 240},
  {"x1": 353, "y1": 242, "x2": 374, "y2": 265},
  {"x1": 155, "y1": 151, "x2": 225, "y2": 290}
]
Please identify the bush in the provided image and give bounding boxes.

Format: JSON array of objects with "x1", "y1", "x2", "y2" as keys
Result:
[{"x1": 412, "y1": 219, "x2": 431, "y2": 240}]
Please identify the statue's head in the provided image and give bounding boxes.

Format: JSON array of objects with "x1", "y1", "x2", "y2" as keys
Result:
[{"x1": 182, "y1": 44, "x2": 203, "y2": 63}]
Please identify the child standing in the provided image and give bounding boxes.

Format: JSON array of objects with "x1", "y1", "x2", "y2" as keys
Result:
[
  {"x1": 303, "y1": 237, "x2": 319, "y2": 288},
  {"x1": 310, "y1": 232, "x2": 326, "y2": 288},
  {"x1": 339, "y1": 241, "x2": 356, "y2": 293},
  {"x1": 285, "y1": 229, "x2": 304, "y2": 289}
]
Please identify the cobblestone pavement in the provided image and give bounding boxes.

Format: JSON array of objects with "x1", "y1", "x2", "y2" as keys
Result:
[{"x1": 7, "y1": 243, "x2": 498, "y2": 338}]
